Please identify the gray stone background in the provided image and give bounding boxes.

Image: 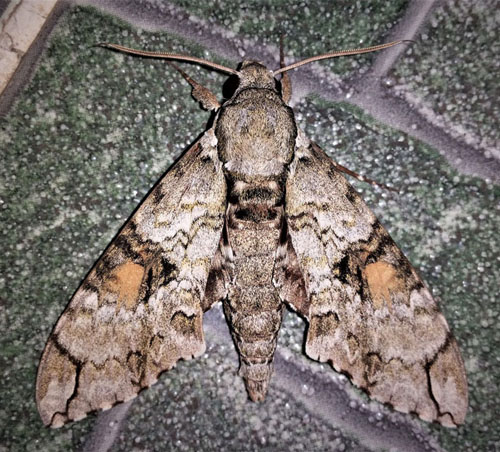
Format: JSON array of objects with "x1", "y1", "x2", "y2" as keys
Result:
[{"x1": 0, "y1": 1, "x2": 498, "y2": 451}]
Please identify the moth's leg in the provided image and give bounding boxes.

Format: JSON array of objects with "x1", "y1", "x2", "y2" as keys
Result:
[
  {"x1": 311, "y1": 142, "x2": 397, "y2": 192},
  {"x1": 279, "y1": 35, "x2": 292, "y2": 104},
  {"x1": 167, "y1": 61, "x2": 220, "y2": 111}
]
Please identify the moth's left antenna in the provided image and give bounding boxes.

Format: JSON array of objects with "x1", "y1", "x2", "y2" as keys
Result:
[{"x1": 97, "y1": 43, "x2": 239, "y2": 76}]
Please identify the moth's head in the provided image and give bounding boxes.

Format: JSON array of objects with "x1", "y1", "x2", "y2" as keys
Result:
[{"x1": 237, "y1": 61, "x2": 276, "y2": 91}]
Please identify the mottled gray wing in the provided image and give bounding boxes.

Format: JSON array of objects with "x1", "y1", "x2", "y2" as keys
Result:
[
  {"x1": 36, "y1": 131, "x2": 226, "y2": 427},
  {"x1": 277, "y1": 139, "x2": 467, "y2": 427}
]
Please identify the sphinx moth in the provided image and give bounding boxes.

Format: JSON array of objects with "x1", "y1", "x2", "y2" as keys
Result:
[{"x1": 36, "y1": 40, "x2": 468, "y2": 428}]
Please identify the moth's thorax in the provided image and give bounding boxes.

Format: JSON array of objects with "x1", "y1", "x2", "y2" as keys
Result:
[{"x1": 216, "y1": 86, "x2": 297, "y2": 182}]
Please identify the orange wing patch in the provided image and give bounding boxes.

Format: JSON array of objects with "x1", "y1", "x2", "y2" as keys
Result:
[
  {"x1": 105, "y1": 261, "x2": 145, "y2": 310},
  {"x1": 364, "y1": 261, "x2": 404, "y2": 312}
]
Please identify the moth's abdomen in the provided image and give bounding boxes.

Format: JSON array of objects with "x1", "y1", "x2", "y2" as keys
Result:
[
  {"x1": 224, "y1": 220, "x2": 283, "y2": 402},
  {"x1": 223, "y1": 182, "x2": 284, "y2": 401}
]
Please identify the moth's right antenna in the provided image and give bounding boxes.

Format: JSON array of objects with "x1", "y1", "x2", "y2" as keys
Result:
[
  {"x1": 98, "y1": 43, "x2": 239, "y2": 76},
  {"x1": 273, "y1": 40, "x2": 412, "y2": 75}
]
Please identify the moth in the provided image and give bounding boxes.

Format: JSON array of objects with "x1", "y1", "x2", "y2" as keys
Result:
[{"x1": 36, "y1": 40, "x2": 468, "y2": 428}]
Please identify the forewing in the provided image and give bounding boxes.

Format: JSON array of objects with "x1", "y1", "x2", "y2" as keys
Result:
[
  {"x1": 36, "y1": 132, "x2": 226, "y2": 427},
  {"x1": 281, "y1": 139, "x2": 467, "y2": 427}
]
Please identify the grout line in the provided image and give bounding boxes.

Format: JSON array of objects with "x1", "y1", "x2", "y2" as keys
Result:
[
  {"x1": 2, "y1": 0, "x2": 497, "y2": 182},
  {"x1": 203, "y1": 308, "x2": 443, "y2": 452},
  {"x1": 366, "y1": 0, "x2": 438, "y2": 79},
  {"x1": 0, "y1": 0, "x2": 58, "y2": 94},
  {"x1": 79, "y1": 400, "x2": 134, "y2": 452},
  {"x1": 75, "y1": 0, "x2": 498, "y2": 182}
]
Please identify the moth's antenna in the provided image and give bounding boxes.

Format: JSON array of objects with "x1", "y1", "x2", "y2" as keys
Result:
[
  {"x1": 98, "y1": 43, "x2": 239, "y2": 76},
  {"x1": 273, "y1": 40, "x2": 411, "y2": 76}
]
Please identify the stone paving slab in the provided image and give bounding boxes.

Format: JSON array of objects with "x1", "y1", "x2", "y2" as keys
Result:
[{"x1": 0, "y1": 0, "x2": 58, "y2": 93}]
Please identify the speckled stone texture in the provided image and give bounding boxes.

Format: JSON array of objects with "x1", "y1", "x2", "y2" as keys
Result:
[{"x1": 0, "y1": 1, "x2": 498, "y2": 451}]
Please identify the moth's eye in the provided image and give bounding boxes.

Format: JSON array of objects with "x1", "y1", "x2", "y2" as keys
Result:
[{"x1": 222, "y1": 74, "x2": 240, "y2": 98}]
